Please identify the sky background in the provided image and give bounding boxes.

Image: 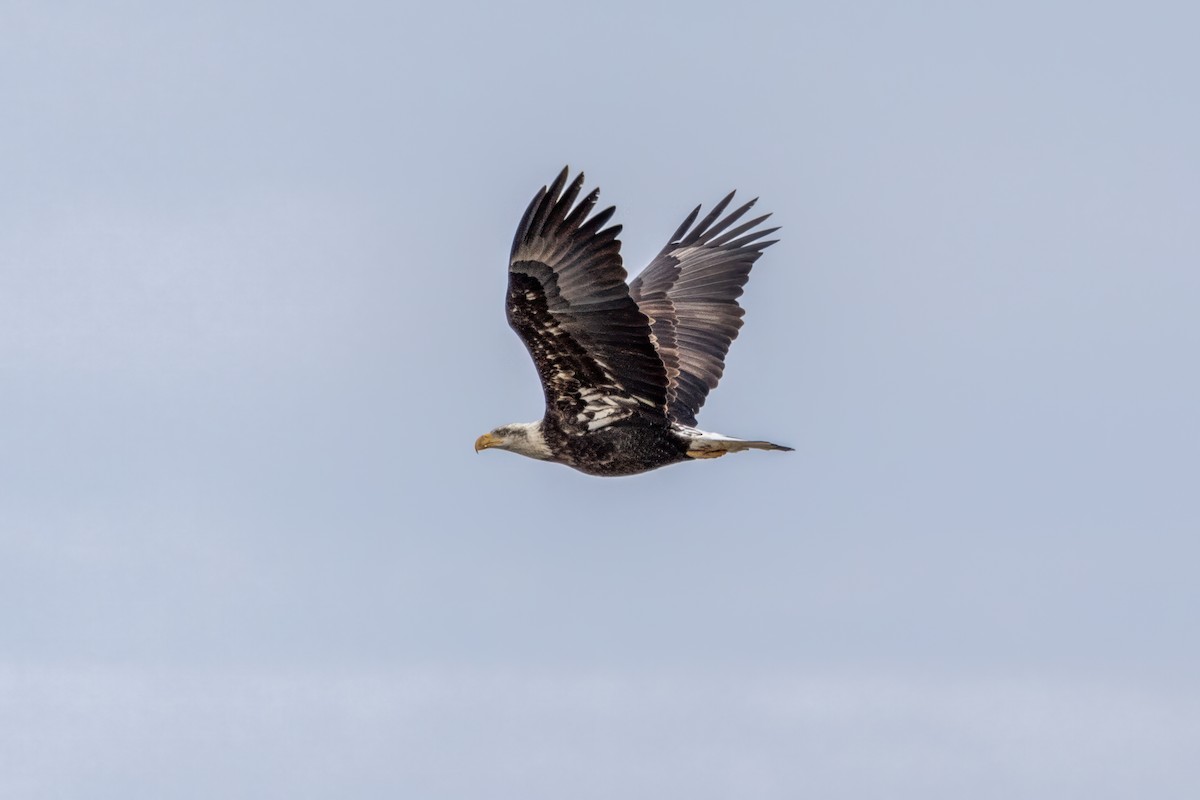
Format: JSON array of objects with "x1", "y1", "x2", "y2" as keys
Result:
[{"x1": 2, "y1": 1, "x2": 1198, "y2": 797}]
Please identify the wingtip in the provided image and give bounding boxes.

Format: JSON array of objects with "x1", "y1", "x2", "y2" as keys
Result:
[
  {"x1": 547, "y1": 167, "x2": 571, "y2": 199},
  {"x1": 553, "y1": 165, "x2": 586, "y2": 187},
  {"x1": 734, "y1": 196, "x2": 759, "y2": 214}
]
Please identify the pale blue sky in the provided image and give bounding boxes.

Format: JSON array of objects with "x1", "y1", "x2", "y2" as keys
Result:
[{"x1": 2, "y1": 1, "x2": 1198, "y2": 797}]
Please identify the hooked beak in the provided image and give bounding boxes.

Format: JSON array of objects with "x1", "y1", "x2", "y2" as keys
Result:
[{"x1": 475, "y1": 433, "x2": 501, "y2": 453}]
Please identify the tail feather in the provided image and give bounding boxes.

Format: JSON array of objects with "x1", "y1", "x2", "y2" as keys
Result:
[
  {"x1": 681, "y1": 429, "x2": 793, "y2": 459},
  {"x1": 734, "y1": 440, "x2": 794, "y2": 452}
]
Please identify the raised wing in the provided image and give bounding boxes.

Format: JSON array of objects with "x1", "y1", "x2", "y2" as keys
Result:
[
  {"x1": 629, "y1": 192, "x2": 778, "y2": 426},
  {"x1": 508, "y1": 168, "x2": 669, "y2": 433}
]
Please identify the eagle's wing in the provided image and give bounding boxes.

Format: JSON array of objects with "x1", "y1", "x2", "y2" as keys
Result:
[
  {"x1": 629, "y1": 192, "x2": 778, "y2": 426},
  {"x1": 508, "y1": 168, "x2": 669, "y2": 433}
]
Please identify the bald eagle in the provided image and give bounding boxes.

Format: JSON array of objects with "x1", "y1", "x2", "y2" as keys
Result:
[{"x1": 475, "y1": 168, "x2": 792, "y2": 476}]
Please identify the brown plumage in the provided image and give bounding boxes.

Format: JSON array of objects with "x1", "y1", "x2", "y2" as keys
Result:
[{"x1": 476, "y1": 168, "x2": 791, "y2": 476}]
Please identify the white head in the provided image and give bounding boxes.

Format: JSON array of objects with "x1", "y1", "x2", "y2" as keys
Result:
[{"x1": 474, "y1": 421, "x2": 553, "y2": 460}]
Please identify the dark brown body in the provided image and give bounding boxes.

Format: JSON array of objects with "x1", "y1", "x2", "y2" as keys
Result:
[{"x1": 541, "y1": 417, "x2": 691, "y2": 476}]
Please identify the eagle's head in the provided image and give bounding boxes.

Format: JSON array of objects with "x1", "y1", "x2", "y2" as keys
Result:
[{"x1": 474, "y1": 421, "x2": 553, "y2": 460}]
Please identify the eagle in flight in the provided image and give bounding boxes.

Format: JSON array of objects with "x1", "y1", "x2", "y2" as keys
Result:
[{"x1": 475, "y1": 168, "x2": 792, "y2": 476}]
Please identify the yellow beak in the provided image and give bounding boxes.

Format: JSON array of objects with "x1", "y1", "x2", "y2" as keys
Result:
[{"x1": 475, "y1": 433, "x2": 501, "y2": 453}]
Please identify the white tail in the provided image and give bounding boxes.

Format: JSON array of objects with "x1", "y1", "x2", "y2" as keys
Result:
[{"x1": 678, "y1": 428, "x2": 794, "y2": 459}]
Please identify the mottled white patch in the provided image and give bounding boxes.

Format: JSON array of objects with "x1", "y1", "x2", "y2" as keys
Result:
[{"x1": 575, "y1": 389, "x2": 641, "y2": 431}]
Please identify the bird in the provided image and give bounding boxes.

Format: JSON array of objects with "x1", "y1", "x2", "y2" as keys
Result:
[{"x1": 475, "y1": 168, "x2": 792, "y2": 476}]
